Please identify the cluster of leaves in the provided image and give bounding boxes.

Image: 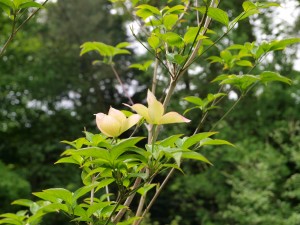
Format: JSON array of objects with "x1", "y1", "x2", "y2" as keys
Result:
[
  {"x1": 0, "y1": 0, "x2": 43, "y2": 18},
  {"x1": 0, "y1": 129, "x2": 231, "y2": 224}
]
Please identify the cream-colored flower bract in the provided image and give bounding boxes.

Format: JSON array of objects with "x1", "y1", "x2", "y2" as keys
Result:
[
  {"x1": 127, "y1": 90, "x2": 191, "y2": 125},
  {"x1": 95, "y1": 107, "x2": 141, "y2": 138}
]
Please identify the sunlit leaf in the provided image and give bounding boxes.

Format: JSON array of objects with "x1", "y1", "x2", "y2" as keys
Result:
[
  {"x1": 34, "y1": 188, "x2": 73, "y2": 205},
  {"x1": 73, "y1": 183, "x2": 100, "y2": 201},
  {"x1": 213, "y1": 74, "x2": 259, "y2": 91},
  {"x1": 181, "y1": 151, "x2": 212, "y2": 165},
  {"x1": 195, "y1": 6, "x2": 229, "y2": 26},
  {"x1": 11, "y1": 199, "x2": 33, "y2": 207},
  {"x1": 184, "y1": 96, "x2": 203, "y2": 106},
  {"x1": 86, "y1": 202, "x2": 112, "y2": 217},
  {"x1": 157, "y1": 134, "x2": 183, "y2": 147},
  {"x1": 136, "y1": 4, "x2": 161, "y2": 20},
  {"x1": 183, "y1": 27, "x2": 203, "y2": 44},
  {"x1": 110, "y1": 137, "x2": 145, "y2": 161},
  {"x1": 162, "y1": 32, "x2": 184, "y2": 48},
  {"x1": 148, "y1": 34, "x2": 160, "y2": 49},
  {"x1": 269, "y1": 38, "x2": 300, "y2": 51},
  {"x1": 137, "y1": 184, "x2": 157, "y2": 196},
  {"x1": 19, "y1": 1, "x2": 43, "y2": 9},
  {"x1": 200, "y1": 138, "x2": 235, "y2": 147},
  {"x1": 235, "y1": 60, "x2": 253, "y2": 67},
  {"x1": 182, "y1": 132, "x2": 217, "y2": 149},
  {"x1": 255, "y1": 2, "x2": 280, "y2": 8},
  {"x1": 242, "y1": 1, "x2": 256, "y2": 11},
  {"x1": 55, "y1": 155, "x2": 83, "y2": 165},
  {"x1": 163, "y1": 5, "x2": 185, "y2": 15},
  {"x1": 259, "y1": 71, "x2": 292, "y2": 85},
  {"x1": 163, "y1": 14, "x2": 178, "y2": 30},
  {"x1": 207, "y1": 56, "x2": 223, "y2": 63}
]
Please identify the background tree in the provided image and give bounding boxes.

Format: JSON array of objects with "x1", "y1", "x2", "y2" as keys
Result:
[{"x1": 0, "y1": 0, "x2": 130, "y2": 218}]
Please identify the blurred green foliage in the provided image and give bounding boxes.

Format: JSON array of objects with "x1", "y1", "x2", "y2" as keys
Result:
[{"x1": 0, "y1": 161, "x2": 31, "y2": 212}]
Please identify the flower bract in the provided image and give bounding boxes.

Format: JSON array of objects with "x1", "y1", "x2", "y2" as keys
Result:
[
  {"x1": 127, "y1": 90, "x2": 190, "y2": 125},
  {"x1": 95, "y1": 107, "x2": 141, "y2": 137}
]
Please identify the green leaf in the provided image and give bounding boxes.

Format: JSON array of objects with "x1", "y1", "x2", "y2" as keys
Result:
[
  {"x1": 136, "y1": 4, "x2": 161, "y2": 20},
  {"x1": 163, "y1": 14, "x2": 178, "y2": 30},
  {"x1": 166, "y1": 53, "x2": 188, "y2": 65},
  {"x1": 148, "y1": 34, "x2": 160, "y2": 49},
  {"x1": 259, "y1": 71, "x2": 292, "y2": 85},
  {"x1": 229, "y1": 3, "x2": 260, "y2": 28},
  {"x1": 72, "y1": 205, "x2": 89, "y2": 221},
  {"x1": 11, "y1": 199, "x2": 33, "y2": 207},
  {"x1": 101, "y1": 205, "x2": 127, "y2": 218},
  {"x1": 242, "y1": 1, "x2": 257, "y2": 11},
  {"x1": 235, "y1": 60, "x2": 253, "y2": 67},
  {"x1": 207, "y1": 56, "x2": 223, "y2": 63},
  {"x1": 0, "y1": 0, "x2": 14, "y2": 16},
  {"x1": 162, "y1": 32, "x2": 184, "y2": 48},
  {"x1": 255, "y1": 2, "x2": 280, "y2": 8},
  {"x1": 269, "y1": 38, "x2": 300, "y2": 51},
  {"x1": 227, "y1": 44, "x2": 245, "y2": 50},
  {"x1": 184, "y1": 106, "x2": 202, "y2": 115},
  {"x1": 86, "y1": 202, "x2": 112, "y2": 217},
  {"x1": 39, "y1": 202, "x2": 69, "y2": 213},
  {"x1": 220, "y1": 50, "x2": 232, "y2": 61},
  {"x1": 162, "y1": 163, "x2": 184, "y2": 173},
  {"x1": 172, "y1": 152, "x2": 182, "y2": 166},
  {"x1": 55, "y1": 156, "x2": 83, "y2": 165},
  {"x1": 129, "y1": 60, "x2": 153, "y2": 71},
  {"x1": 157, "y1": 134, "x2": 183, "y2": 147},
  {"x1": 0, "y1": 4, "x2": 10, "y2": 16},
  {"x1": 19, "y1": 1, "x2": 43, "y2": 9},
  {"x1": 182, "y1": 132, "x2": 217, "y2": 149},
  {"x1": 181, "y1": 151, "x2": 212, "y2": 165},
  {"x1": 214, "y1": 74, "x2": 260, "y2": 91},
  {"x1": 137, "y1": 184, "x2": 157, "y2": 196},
  {"x1": 206, "y1": 93, "x2": 227, "y2": 103},
  {"x1": 183, "y1": 27, "x2": 208, "y2": 44},
  {"x1": 80, "y1": 42, "x2": 130, "y2": 58},
  {"x1": 75, "y1": 137, "x2": 90, "y2": 149},
  {"x1": 163, "y1": 5, "x2": 185, "y2": 15},
  {"x1": 195, "y1": 6, "x2": 229, "y2": 26},
  {"x1": 95, "y1": 178, "x2": 115, "y2": 192},
  {"x1": 65, "y1": 147, "x2": 110, "y2": 160},
  {"x1": 12, "y1": 0, "x2": 32, "y2": 9},
  {"x1": 110, "y1": 137, "x2": 145, "y2": 161},
  {"x1": 73, "y1": 183, "x2": 100, "y2": 201},
  {"x1": 200, "y1": 138, "x2": 235, "y2": 147},
  {"x1": 184, "y1": 96, "x2": 204, "y2": 106},
  {"x1": 0, "y1": 0, "x2": 14, "y2": 8},
  {"x1": 0, "y1": 213, "x2": 25, "y2": 225},
  {"x1": 115, "y1": 42, "x2": 130, "y2": 49},
  {"x1": 35, "y1": 188, "x2": 73, "y2": 205},
  {"x1": 127, "y1": 172, "x2": 149, "y2": 180}
]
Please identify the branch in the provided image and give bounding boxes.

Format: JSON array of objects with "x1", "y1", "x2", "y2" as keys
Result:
[
  {"x1": 0, "y1": 0, "x2": 49, "y2": 57},
  {"x1": 111, "y1": 64, "x2": 134, "y2": 105}
]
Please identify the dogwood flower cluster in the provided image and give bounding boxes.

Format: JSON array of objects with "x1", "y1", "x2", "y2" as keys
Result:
[{"x1": 95, "y1": 90, "x2": 190, "y2": 137}]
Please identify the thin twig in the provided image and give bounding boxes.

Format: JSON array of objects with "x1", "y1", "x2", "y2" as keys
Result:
[
  {"x1": 151, "y1": 57, "x2": 159, "y2": 94},
  {"x1": 111, "y1": 64, "x2": 134, "y2": 105},
  {"x1": 137, "y1": 168, "x2": 176, "y2": 225},
  {"x1": 112, "y1": 177, "x2": 142, "y2": 223},
  {"x1": 210, "y1": 94, "x2": 244, "y2": 131},
  {"x1": 0, "y1": 0, "x2": 49, "y2": 57},
  {"x1": 177, "y1": 3, "x2": 216, "y2": 80}
]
